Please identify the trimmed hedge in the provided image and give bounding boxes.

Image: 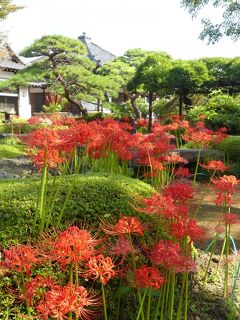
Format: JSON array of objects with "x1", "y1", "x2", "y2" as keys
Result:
[{"x1": 0, "y1": 173, "x2": 155, "y2": 244}]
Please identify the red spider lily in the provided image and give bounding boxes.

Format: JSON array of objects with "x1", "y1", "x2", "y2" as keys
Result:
[
  {"x1": 25, "y1": 275, "x2": 55, "y2": 306},
  {"x1": 200, "y1": 160, "x2": 228, "y2": 172},
  {"x1": 1, "y1": 244, "x2": 39, "y2": 277},
  {"x1": 215, "y1": 192, "x2": 232, "y2": 206},
  {"x1": 135, "y1": 193, "x2": 178, "y2": 220},
  {"x1": 51, "y1": 226, "x2": 96, "y2": 269},
  {"x1": 30, "y1": 148, "x2": 65, "y2": 170},
  {"x1": 133, "y1": 127, "x2": 175, "y2": 168},
  {"x1": 212, "y1": 175, "x2": 239, "y2": 206},
  {"x1": 173, "y1": 167, "x2": 191, "y2": 178},
  {"x1": 36, "y1": 283, "x2": 100, "y2": 320},
  {"x1": 170, "y1": 218, "x2": 205, "y2": 242},
  {"x1": 22, "y1": 128, "x2": 62, "y2": 150},
  {"x1": 27, "y1": 116, "x2": 42, "y2": 125},
  {"x1": 66, "y1": 121, "x2": 95, "y2": 149},
  {"x1": 150, "y1": 240, "x2": 182, "y2": 270},
  {"x1": 101, "y1": 216, "x2": 144, "y2": 237},
  {"x1": 86, "y1": 120, "x2": 135, "y2": 161},
  {"x1": 85, "y1": 254, "x2": 116, "y2": 284},
  {"x1": 111, "y1": 238, "x2": 132, "y2": 257},
  {"x1": 137, "y1": 118, "x2": 147, "y2": 127},
  {"x1": 163, "y1": 182, "x2": 193, "y2": 203},
  {"x1": 150, "y1": 240, "x2": 195, "y2": 272},
  {"x1": 211, "y1": 175, "x2": 240, "y2": 194},
  {"x1": 134, "y1": 265, "x2": 164, "y2": 289},
  {"x1": 222, "y1": 213, "x2": 239, "y2": 225},
  {"x1": 22, "y1": 128, "x2": 68, "y2": 170},
  {"x1": 164, "y1": 152, "x2": 188, "y2": 165}
]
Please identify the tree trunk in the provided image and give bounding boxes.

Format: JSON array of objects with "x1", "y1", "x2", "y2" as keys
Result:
[
  {"x1": 148, "y1": 92, "x2": 153, "y2": 133},
  {"x1": 130, "y1": 95, "x2": 141, "y2": 119},
  {"x1": 51, "y1": 57, "x2": 88, "y2": 116}
]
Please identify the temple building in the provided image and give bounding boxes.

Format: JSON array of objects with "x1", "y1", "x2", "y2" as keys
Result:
[{"x1": 0, "y1": 33, "x2": 116, "y2": 118}]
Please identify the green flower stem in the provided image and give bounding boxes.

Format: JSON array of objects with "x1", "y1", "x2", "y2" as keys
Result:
[
  {"x1": 176, "y1": 272, "x2": 186, "y2": 320},
  {"x1": 153, "y1": 285, "x2": 163, "y2": 320},
  {"x1": 184, "y1": 273, "x2": 188, "y2": 320},
  {"x1": 169, "y1": 271, "x2": 176, "y2": 320},
  {"x1": 136, "y1": 288, "x2": 147, "y2": 320},
  {"x1": 116, "y1": 278, "x2": 123, "y2": 320},
  {"x1": 165, "y1": 270, "x2": 171, "y2": 316},
  {"x1": 216, "y1": 237, "x2": 226, "y2": 274},
  {"x1": 203, "y1": 235, "x2": 218, "y2": 284},
  {"x1": 193, "y1": 149, "x2": 201, "y2": 185},
  {"x1": 101, "y1": 283, "x2": 108, "y2": 320},
  {"x1": 129, "y1": 235, "x2": 145, "y2": 320},
  {"x1": 160, "y1": 277, "x2": 167, "y2": 320},
  {"x1": 224, "y1": 223, "x2": 230, "y2": 298},
  {"x1": 56, "y1": 180, "x2": 74, "y2": 227},
  {"x1": 38, "y1": 163, "x2": 48, "y2": 233},
  {"x1": 147, "y1": 287, "x2": 151, "y2": 320},
  {"x1": 75, "y1": 263, "x2": 79, "y2": 285},
  {"x1": 193, "y1": 171, "x2": 216, "y2": 219}
]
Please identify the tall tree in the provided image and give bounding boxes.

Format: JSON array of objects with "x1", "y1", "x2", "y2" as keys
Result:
[
  {"x1": 99, "y1": 49, "x2": 151, "y2": 119},
  {"x1": 1, "y1": 35, "x2": 118, "y2": 115},
  {"x1": 181, "y1": 0, "x2": 240, "y2": 43},
  {"x1": 166, "y1": 59, "x2": 210, "y2": 115},
  {"x1": 128, "y1": 52, "x2": 172, "y2": 132}
]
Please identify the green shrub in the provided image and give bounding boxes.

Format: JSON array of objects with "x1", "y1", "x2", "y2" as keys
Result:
[
  {"x1": 0, "y1": 173, "x2": 155, "y2": 244},
  {"x1": 188, "y1": 92, "x2": 240, "y2": 134},
  {"x1": 214, "y1": 136, "x2": 240, "y2": 163}
]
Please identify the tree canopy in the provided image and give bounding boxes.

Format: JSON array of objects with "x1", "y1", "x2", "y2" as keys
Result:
[
  {"x1": 181, "y1": 0, "x2": 240, "y2": 43},
  {"x1": 100, "y1": 49, "x2": 154, "y2": 119},
  {"x1": 1, "y1": 35, "x2": 118, "y2": 115},
  {"x1": 128, "y1": 52, "x2": 172, "y2": 131},
  {"x1": 0, "y1": 0, "x2": 22, "y2": 20}
]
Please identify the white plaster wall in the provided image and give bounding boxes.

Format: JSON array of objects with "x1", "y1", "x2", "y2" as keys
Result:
[
  {"x1": 18, "y1": 86, "x2": 32, "y2": 119},
  {"x1": 0, "y1": 70, "x2": 14, "y2": 80}
]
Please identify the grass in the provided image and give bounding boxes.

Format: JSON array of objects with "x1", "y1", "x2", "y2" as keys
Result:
[{"x1": 0, "y1": 137, "x2": 27, "y2": 159}]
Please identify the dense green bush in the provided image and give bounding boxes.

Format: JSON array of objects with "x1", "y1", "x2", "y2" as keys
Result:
[
  {"x1": 214, "y1": 136, "x2": 240, "y2": 162},
  {"x1": 188, "y1": 92, "x2": 240, "y2": 134},
  {"x1": 0, "y1": 173, "x2": 154, "y2": 244},
  {"x1": 213, "y1": 136, "x2": 240, "y2": 177}
]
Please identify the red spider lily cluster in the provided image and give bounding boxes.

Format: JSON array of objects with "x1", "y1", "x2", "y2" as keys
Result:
[
  {"x1": 21, "y1": 116, "x2": 227, "y2": 175},
  {"x1": 4, "y1": 114, "x2": 240, "y2": 318}
]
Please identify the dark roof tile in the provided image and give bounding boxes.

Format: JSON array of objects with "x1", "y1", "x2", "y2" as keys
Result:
[{"x1": 78, "y1": 33, "x2": 116, "y2": 65}]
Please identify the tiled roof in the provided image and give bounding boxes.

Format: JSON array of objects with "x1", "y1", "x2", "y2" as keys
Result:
[
  {"x1": 78, "y1": 33, "x2": 116, "y2": 66},
  {"x1": 0, "y1": 45, "x2": 25, "y2": 71},
  {"x1": 0, "y1": 59, "x2": 25, "y2": 70}
]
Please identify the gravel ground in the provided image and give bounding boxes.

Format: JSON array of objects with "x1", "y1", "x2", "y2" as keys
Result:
[{"x1": 0, "y1": 157, "x2": 38, "y2": 179}]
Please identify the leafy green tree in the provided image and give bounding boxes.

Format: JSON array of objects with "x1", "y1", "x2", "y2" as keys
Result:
[
  {"x1": 1, "y1": 35, "x2": 118, "y2": 115},
  {"x1": 199, "y1": 57, "x2": 232, "y2": 88},
  {"x1": 100, "y1": 49, "x2": 151, "y2": 119},
  {"x1": 0, "y1": 0, "x2": 22, "y2": 20},
  {"x1": 128, "y1": 52, "x2": 172, "y2": 131},
  {"x1": 181, "y1": 0, "x2": 240, "y2": 43},
  {"x1": 166, "y1": 59, "x2": 210, "y2": 115}
]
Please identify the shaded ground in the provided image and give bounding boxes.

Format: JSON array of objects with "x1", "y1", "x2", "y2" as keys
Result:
[{"x1": 191, "y1": 184, "x2": 240, "y2": 242}]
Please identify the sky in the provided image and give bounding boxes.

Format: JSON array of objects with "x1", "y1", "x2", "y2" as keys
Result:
[{"x1": 1, "y1": 0, "x2": 240, "y2": 60}]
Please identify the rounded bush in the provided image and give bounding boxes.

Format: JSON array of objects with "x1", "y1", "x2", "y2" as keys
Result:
[
  {"x1": 214, "y1": 136, "x2": 240, "y2": 162},
  {"x1": 0, "y1": 173, "x2": 155, "y2": 244}
]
